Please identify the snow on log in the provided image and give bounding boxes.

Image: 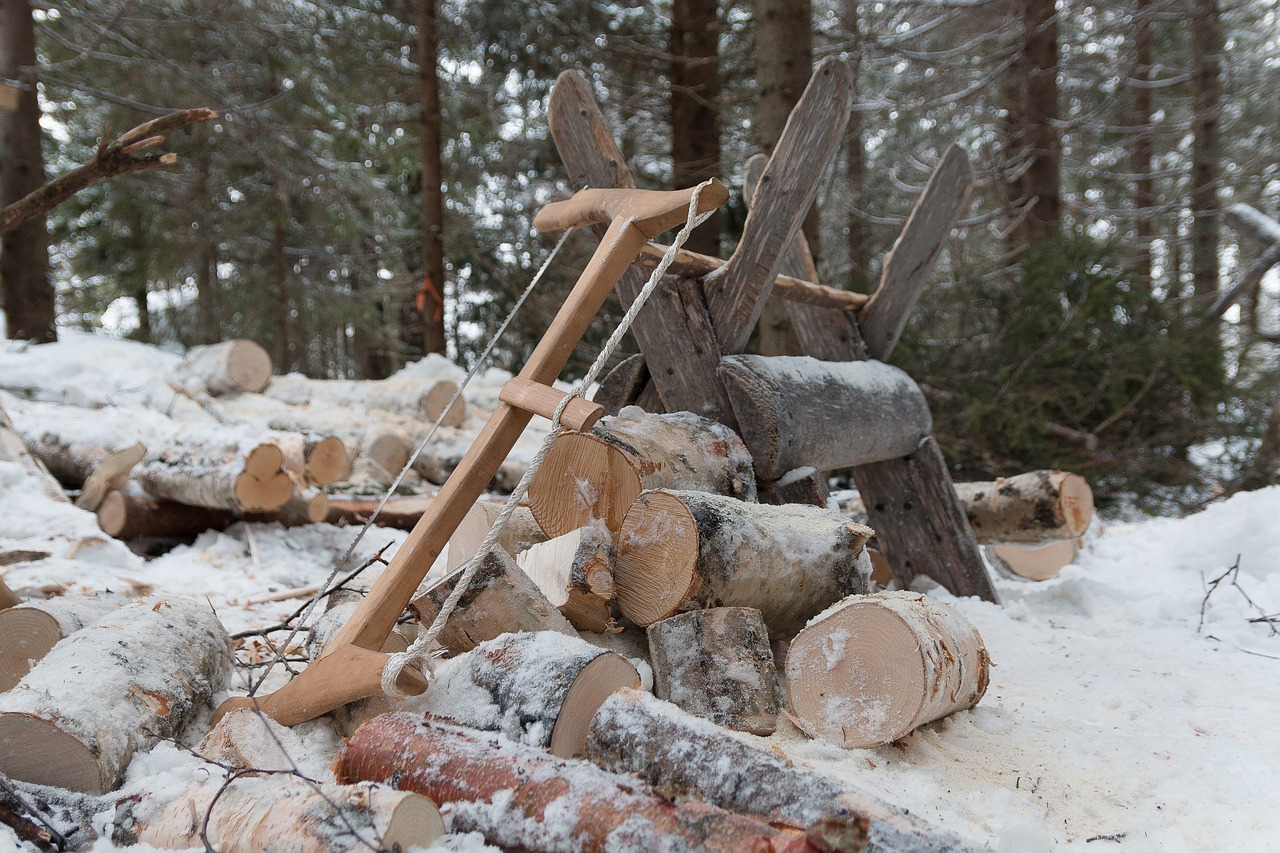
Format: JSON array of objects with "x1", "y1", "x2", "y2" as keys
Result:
[
  {"x1": 173, "y1": 339, "x2": 273, "y2": 395},
  {"x1": 986, "y1": 539, "x2": 1079, "y2": 581},
  {"x1": 528, "y1": 408, "x2": 757, "y2": 537},
  {"x1": 197, "y1": 707, "x2": 342, "y2": 773},
  {"x1": 785, "y1": 591, "x2": 989, "y2": 749},
  {"x1": 446, "y1": 499, "x2": 547, "y2": 571},
  {"x1": 338, "y1": 713, "x2": 815, "y2": 852},
  {"x1": 0, "y1": 593, "x2": 126, "y2": 691},
  {"x1": 420, "y1": 631, "x2": 640, "y2": 758},
  {"x1": 409, "y1": 549, "x2": 576, "y2": 655},
  {"x1": 586, "y1": 688, "x2": 977, "y2": 852},
  {"x1": 0, "y1": 402, "x2": 66, "y2": 502},
  {"x1": 647, "y1": 607, "x2": 779, "y2": 735},
  {"x1": 0, "y1": 598, "x2": 232, "y2": 793},
  {"x1": 136, "y1": 441, "x2": 294, "y2": 513},
  {"x1": 118, "y1": 775, "x2": 444, "y2": 852},
  {"x1": 516, "y1": 525, "x2": 616, "y2": 633},
  {"x1": 265, "y1": 373, "x2": 466, "y2": 426},
  {"x1": 616, "y1": 489, "x2": 874, "y2": 635},
  {"x1": 952, "y1": 471, "x2": 1093, "y2": 543},
  {"x1": 718, "y1": 355, "x2": 932, "y2": 481}
]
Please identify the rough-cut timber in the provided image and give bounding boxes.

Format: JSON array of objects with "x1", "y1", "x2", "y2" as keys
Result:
[
  {"x1": 528, "y1": 409, "x2": 757, "y2": 536},
  {"x1": 0, "y1": 403, "x2": 65, "y2": 502},
  {"x1": 719, "y1": 355, "x2": 932, "y2": 481},
  {"x1": 118, "y1": 775, "x2": 444, "y2": 852},
  {"x1": 648, "y1": 607, "x2": 779, "y2": 734},
  {"x1": 446, "y1": 499, "x2": 547, "y2": 571},
  {"x1": 173, "y1": 339, "x2": 273, "y2": 395},
  {"x1": 0, "y1": 598, "x2": 231, "y2": 793},
  {"x1": 421, "y1": 631, "x2": 640, "y2": 758},
  {"x1": 0, "y1": 593, "x2": 125, "y2": 691},
  {"x1": 516, "y1": 526, "x2": 616, "y2": 633},
  {"x1": 136, "y1": 441, "x2": 294, "y2": 513},
  {"x1": 786, "y1": 591, "x2": 989, "y2": 749},
  {"x1": 616, "y1": 489, "x2": 873, "y2": 635},
  {"x1": 587, "y1": 689, "x2": 978, "y2": 852},
  {"x1": 266, "y1": 373, "x2": 466, "y2": 427},
  {"x1": 338, "y1": 714, "x2": 817, "y2": 852},
  {"x1": 952, "y1": 470, "x2": 1094, "y2": 543},
  {"x1": 760, "y1": 466, "x2": 829, "y2": 508},
  {"x1": 408, "y1": 549, "x2": 576, "y2": 655},
  {"x1": 987, "y1": 539, "x2": 1078, "y2": 581}
]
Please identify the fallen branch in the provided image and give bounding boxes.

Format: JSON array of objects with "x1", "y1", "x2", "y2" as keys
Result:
[
  {"x1": 1200, "y1": 555, "x2": 1278, "y2": 637},
  {"x1": 0, "y1": 108, "x2": 216, "y2": 233}
]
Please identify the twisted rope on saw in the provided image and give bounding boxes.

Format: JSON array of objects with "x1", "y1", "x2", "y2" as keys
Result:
[{"x1": 381, "y1": 180, "x2": 718, "y2": 696}]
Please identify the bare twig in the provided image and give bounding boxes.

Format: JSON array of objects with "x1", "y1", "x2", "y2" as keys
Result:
[
  {"x1": 1200, "y1": 555, "x2": 1279, "y2": 637},
  {"x1": 0, "y1": 773, "x2": 67, "y2": 851},
  {"x1": 0, "y1": 108, "x2": 216, "y2": 233}
]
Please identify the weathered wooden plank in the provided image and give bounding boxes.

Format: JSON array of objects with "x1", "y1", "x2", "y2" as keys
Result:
[
  {"x1": 702, "y1": 57, "x2": 853, "y2": 354},
  {"x1": 858, "y1": 144, "x2": 974, "y2": 361},
  {"x1": 548, "y1": 72, "x2": 728, "y2": 419},
  {"x1": 742, "y1": 154, "x2": 866, "y2": 362}
]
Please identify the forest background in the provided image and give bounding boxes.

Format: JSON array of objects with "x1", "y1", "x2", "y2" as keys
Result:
[{"x1": 1, "y1": 0, "x2": 1278, "y2": 510}]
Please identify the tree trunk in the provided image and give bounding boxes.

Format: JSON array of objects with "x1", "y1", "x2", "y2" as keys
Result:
[
  {"x1": 420, "y1": 631, "x2": 640, "y2": 758},
  {"x1": 1012, "y1": 0, "x2": 1061, "y2": 245},
  {"x1": 1187, "y1": 0, "x2": 1223, "y2": 398},
  {"x1": 118, "y1": 775, "x2": 444, "y2": 852},
  {"x1": 617, "y1": 489, "x2": 873, "y2": 635},
  {"x1": 417, "y1": 0, "x2": 447, "y2": 355},
  {"x1": 586, "y1": 688, "x2": 978, "y2": 851},
  {"x1": 1130, "y1": 0, "x2": 1156, "y2": 292},
  {"x1": 0, "y1": 0, "x2": 54, "y2": 343},
  {"x1": 0, "y1": 593, "x2": 126, "y2": 691},
  {"x1": 174, "y1": 340, "x2": 274, "y2": 395},
  {"x1": 0, "y1": 598, "x2": 231, "y2": 793},
  {"x1": 671, "y1": 0, "x2": 722, "y2": 258},
  {"x1": 338, "y1": 714, "x2": 816, "y2": 852},
  {"x1": 719, "y1": 355, "x2": 932, "y2": 481},
  {"x1": 192, "y1": 132, "x2": 220, "y2": 345},
  {"x1": 516, "y1": 526, "x2": 616, "y2": 633},
  {"x1": 844, "y1": 0, "x2": 870, "y2": 292},
  {"x1": 528, "y1": 409, "x2": 757, "y2": 536},
  {"x1": 408, "y1": 548, "x2": 577, "y2": 655},
  {"x1": 648, "y1": 607, "x2": 780, "y2": 735},
  {"x1": 785, "y1": 591, "x2": 989, "y2": 749}
]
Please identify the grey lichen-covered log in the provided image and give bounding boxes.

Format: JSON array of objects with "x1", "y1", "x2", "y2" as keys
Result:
[
  {"x1": 418, "y1": 631, "x2": 640, "y2": 758},
  {"x1": 718, "y1": 355, "x2": 932, "y2": 481},
  {"x1": 647, "y1": 607, "x2": 779, "y2": 735},
  {"x1": 616, "y1": 489, "x2": 874, "y2": 636},
  {"x1": 116, "y1": 775, "x2": 445, "y2": 852},
  {"x1": 173, "y1": 339, "x2": 273, "y2": 395},
  {"x1": 0, "y1": 593, "x2": 127, "y2": 691},
  {"x1": 0, "y1": 598, "x2": 232, "y2": 794},
  {"x1": 586, "y1": 688, "x2": 980, "y2": 853},
  {"x1": 408, "y1": 549, "x2": 577, "y2": 655},
  {"x1": 529, "y1": 409, "x2": 757, "y2": 537},
  {"x1": 786, "y1": 591, "x2": 990, "y2": 749}
]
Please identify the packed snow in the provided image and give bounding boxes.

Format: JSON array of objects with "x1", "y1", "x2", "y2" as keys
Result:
[{"x1": 0, "y1": 332, "x2": 1278, "y2": 851}]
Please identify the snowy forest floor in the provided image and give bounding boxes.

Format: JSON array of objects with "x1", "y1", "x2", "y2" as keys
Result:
[{"x1": 1, "y1": 334, "x2": 1278, "y2": 852}]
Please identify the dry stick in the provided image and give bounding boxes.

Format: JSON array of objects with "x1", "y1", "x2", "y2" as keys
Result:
[
  {"x1": 0, "y1": 108, "x2": 216, "y2": 233},
  {"x1": 0, "y1": 773, "x2": 66, "y2": 851},
  {"x1": 381, "y1": 184, "x2": 718, "y2": 694},
  {"x1": 247, "y1": 230, "x2": 575, "y2": 697},
  {"x1": 1200, "y1": 555, "x2": 1279, "y2": 637}
]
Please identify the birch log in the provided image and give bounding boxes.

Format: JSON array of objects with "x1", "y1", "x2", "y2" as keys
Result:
[
  {"x1": 118, "y1": 775, "x2": 444, "y2": 852},
  {"x1": 21, "y1": 430, "x2": 145, "y2": 511},
  {"x1": 785, "y1": 592, "x2": 989, "y2": 749},
  {"x1": 0, "y1": 598, "x2": 232, "y2": 793},
  {"x1": 0, "y1": 593, "x2": 126, "y2": 691},
  {"x1": 952, "y1": 471, "x2": 1093, "y2": 543},
  {"x1": 338, "y1": 714, "x2": 815, "y2": 853},
  {"x1": 275, "y1": 432, "x2": 352, "y2": 487},
  {"x1": 616, "y1": 489, "x2": 874, "y2": 635},
  {"x1": 409, "y1": 549, "x2": 576, "y2": 655},
  {"x1": 718, "y1": 355, "x2": 933, "y2": 481},
  {"x1": 647, "y1": 607, "x2": 779, "y2": 735},
  {"x1": 421, "y1": 631, "x2": 640, "y2": 758},
  {"x1": 516, "y1": 526, "x2": 616, "y2": 632},
  {"x1": 587, "y1": 689, "x2": 979, "y2": 852},
  {"x1": 97, "y1": 491, "x2": 325, "y2": 540},
  {"x1": 173, "y1": 339, "x2": 273, "y2": 395},
  {"x1": 528, "y1": 409, "x2": 757, "y2": 537},
  {"x1": 136, "y1": 442, "x2": 294, "y2": 513},
  {"x1": 266, "y1": 374, "x2": 466, "y2": 426}
]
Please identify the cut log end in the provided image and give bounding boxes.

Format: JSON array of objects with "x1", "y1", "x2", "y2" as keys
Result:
[
  {"x1": 305, "y1": 435, "x2": 352, "y2": 486},
  {"x1": 233, "y1": 444, "x2": 294, "y2": 512},
  {"x1": 549, "y1": 651, "x2": 642, "y2": 758},
  {"x1": 385, "y1": 793, "x2": 448, "y2": 850},
  {"x1": 988, "y1": 539, "x2": 1078, "y2": 581},
  {"x1": 616, "y1": 491, "x2": 698, "y2": 626},
  {"x1": 224, "y1": 339, "x2": 273, "y2": 393},
  {"x1": 0, "y1": 714, "x2": 103, "y2": 794},
  {"x1": 0, "y1": 609, "x2": 60, "y2": 692},
  {"x1": 529, "y1": 431, "x2": 641, "y2": 535},
  {"x1": 1056, "y1": 472, "x2": 1094, "y2": 537},
  {"x1": 424, "y1": 379, "x2": 466, "y2": 427}
]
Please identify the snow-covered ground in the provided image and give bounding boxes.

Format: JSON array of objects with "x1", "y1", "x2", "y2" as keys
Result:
[{"x1": 1, "y1": 333, "x2": 1278, "y2": 852}]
